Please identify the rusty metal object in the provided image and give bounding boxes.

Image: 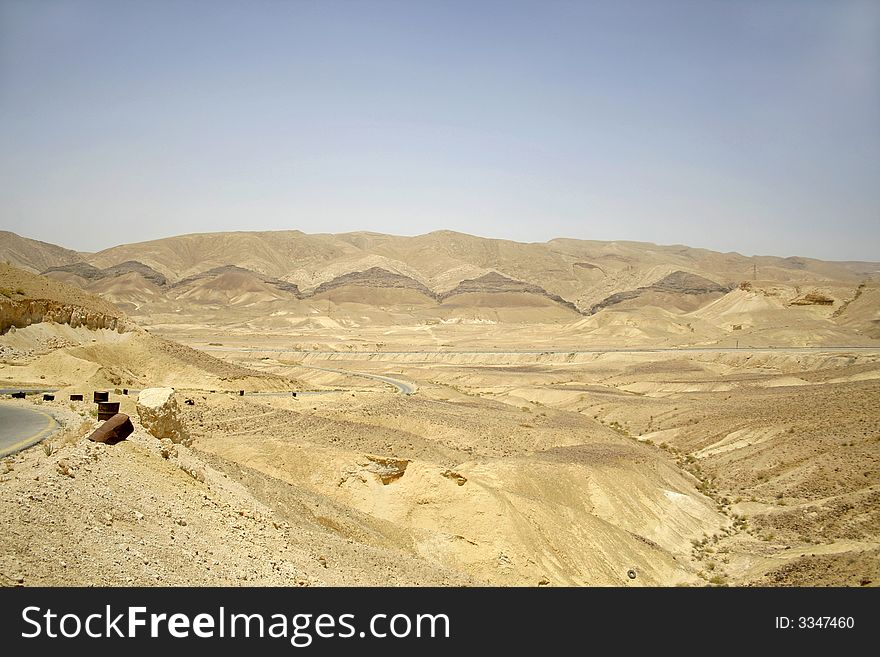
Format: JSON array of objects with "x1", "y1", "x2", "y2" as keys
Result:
[
  {"x1": 93, "y1": 391, "x2": 109, "y2": 403},
  {"x1": 69, "y1": 394, "x2": 84, "y2": 401},
  {"x1": 97, "y1": 401, "x2": 120, "y2": 420},
  {"x1": 239, "y1": 390, "x2": 245, "y2": 396},
  {"x1": 86, "y1": 413, "x2": 133, "y2": 444}
]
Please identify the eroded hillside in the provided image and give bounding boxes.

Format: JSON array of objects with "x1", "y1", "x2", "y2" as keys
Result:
[
  {"x1": 3, "y1": 229, "x2": 872, "y2": 342},
  {"x1": 0, "y1": 264, "x2": 300, "y2": 392}
]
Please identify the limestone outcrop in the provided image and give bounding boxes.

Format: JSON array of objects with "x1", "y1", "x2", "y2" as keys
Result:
[
  {"x1": 0, "y1": 298, "x2": 127, "y2": 335},
  {"x1": 136, "y1": 387, "x2": 190, "y2": 445}
]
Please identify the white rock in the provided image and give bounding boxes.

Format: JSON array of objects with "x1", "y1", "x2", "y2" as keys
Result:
[{"x1": 136, "y1": 387, "x2": 190, "y2": 444}]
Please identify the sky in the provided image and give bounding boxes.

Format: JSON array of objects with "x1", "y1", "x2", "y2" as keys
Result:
[{"x1": 1, "y1": 0, "x2": 878, "y2": 260}]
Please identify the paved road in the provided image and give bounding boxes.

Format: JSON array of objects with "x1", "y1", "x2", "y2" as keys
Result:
[
  {"x1": 0, "y1": 403, "x2": 59, "y2": 458},
  {"x1": 0, "y1": 388, "x2": 59, "y2": 395},
  {"x1": 302, "y1": 365, "x2": 417, "y2": 395},
  {"x1": 202, "y1": 346, "x2": 880, "y2": 356},
  {"x1": 199, "y1": 344, "x2": 880, "y2": 396}
]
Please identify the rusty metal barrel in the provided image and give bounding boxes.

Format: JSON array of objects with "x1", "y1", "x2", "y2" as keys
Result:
[
  {"x1": 97, "y1": 401, "x2": 120, "y2": 420},
  {"x1": 69, "y1": 394, "x2": 84, "y2": 401},
  {"x1": 93, "y1": 391, "x2": 109, "y2": 403},
  {"x1": 87, "y1": 413, "x2": 133, "y2": 445}
]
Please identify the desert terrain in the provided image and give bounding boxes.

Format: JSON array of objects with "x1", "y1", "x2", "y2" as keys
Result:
[{"x1": 1, "y1": 229, "x2": 878, "y2": 586}]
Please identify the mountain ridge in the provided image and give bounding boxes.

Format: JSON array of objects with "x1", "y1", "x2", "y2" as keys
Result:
[{"x1": 0, "y1": 229, "x2": 876, "y2": 333}]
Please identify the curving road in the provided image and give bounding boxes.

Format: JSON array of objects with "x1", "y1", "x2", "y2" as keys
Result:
[
  {"x1": 203, "y1": 346, "x2": 880, "y2": 356},
  {"x1": 0, "y1": 403, "x2": 59, "y2": 458},
  {"x1": 300, "y1": 365, "x2": 417, "y2": 395}
]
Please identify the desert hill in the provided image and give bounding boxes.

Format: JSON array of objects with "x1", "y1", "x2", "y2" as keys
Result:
[
  {"x1": 0, "y1": 264, "x2": 298, "y2": 391},
  {"x1": 43, "y1": 260, "x2": 168, "y2": 287},
  {"x1": 1, "y1": 262, "x2": 121, "y2": 314},
  {"x1": 0, "y1": 229, "x2": 877, "y2": 344},
  {"x1": 20, "y1": 228, "x2": 874, "y2": 303},
  {"x1": 588, "y1": 270, "x2": 733, "y2": 314},
  {"x1": 0, "y1": 231, "x2": 84, "y2": 274},
  {"x1": 0, "y1": 264, "x2": 733, "y2": 587},
  {"x1": 1, "y1": 241, "x2": 877, "y2": 588}
]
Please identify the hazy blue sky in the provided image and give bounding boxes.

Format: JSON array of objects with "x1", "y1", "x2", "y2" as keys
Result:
[{"x1": 1, "y1": 0, "x2": 878, "y2": 260}]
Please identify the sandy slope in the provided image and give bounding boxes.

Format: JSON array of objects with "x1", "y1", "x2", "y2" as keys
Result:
[
  {"x1": 0, "y1": 232, "x2": 83, "y2": 274},
  {"x1": 180, "y1": 390, "x2": 724, "y2": 585},
  {"x1": 0, "y1": 234, "x2": 877, "y2": 587},
  {"x1": 1, "y1": 262, "x2": 122, "y2": 318},
  {"x1": 0, "y1": 399, "x2": 470, "y2": 586},
  {"x1": 0, "y1": 264, "x2": 300, "y2": 392},
  {"x1": 374, "y1": 348, "x2": 878, "y2": 586}
]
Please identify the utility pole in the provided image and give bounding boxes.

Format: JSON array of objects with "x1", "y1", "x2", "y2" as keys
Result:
[{"x1": 753, "y1": 262, "x2": 757, "y2": 281}]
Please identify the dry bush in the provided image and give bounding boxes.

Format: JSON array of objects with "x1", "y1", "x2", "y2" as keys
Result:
[{"x1": 57, "y1": 419, "x2": 95, "y2": 447}]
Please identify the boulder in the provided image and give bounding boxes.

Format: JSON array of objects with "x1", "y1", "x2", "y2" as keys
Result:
[
  {"x1": 364, "y1": 455, "x2": 410, "y2": 485},
  {"x1": 136, "y1": 387, "x2": 190, "y2": 444},
  {"x1": 159, "y1": 438, "x2": 178, "y2": 460},
  {"x1": 87, "y1": 413, "x2": 134, "y2": 445}
]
